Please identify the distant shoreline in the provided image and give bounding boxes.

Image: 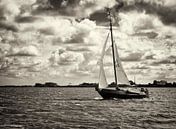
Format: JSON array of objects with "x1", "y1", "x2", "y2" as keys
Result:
[
  {"x1": 0, "y1": 85, "x2": 176, "y2": 88},
  {"x1": 1, "y1": 80, "x2": 176, "y2": 88}
]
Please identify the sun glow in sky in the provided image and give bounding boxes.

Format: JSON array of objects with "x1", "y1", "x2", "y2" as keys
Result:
[{"x1": 0, "y1": 0, "x2": 176, "y2": 85}]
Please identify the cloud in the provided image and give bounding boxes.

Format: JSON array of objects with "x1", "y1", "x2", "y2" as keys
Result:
[
  {"x1": 0, "y1": 54, "x2": 48, "y2": 80},
  {"x1": 118, "y1": 11, "x2": 162, "y2": 34},
  {"x1": 133, "y1": 31, "x2": 158, "y2": 39},
  {"x1": 0, "y1": 0, "x2": 37, "y2": 33},
  {"x1": 0, "y1": 57, "x2": 19, "y2": 78},
  {"x1": 66, "y1": 45, "x2": 90, "y2": 52},
  {"x1": 66, "y1": 19, "x2": 96, "y2": 43},
  {"x1": 24, "y1": 16, "x2": 96, "y2": 44},
  {"x1": 47, "y1": 49, "x2": 98, "y2": 79},
  {"x1": 0, "y1": 9, "x2": 100, "y2": 83},
  {"x1": 49, "y1": 48, "x2": 84, "y2": 66},
  {"x1": 78, "y1": 0, "x2": 117, "y2": 17},
  {"x1": 0, "y1": 57, "x2": 11, "y2": 72},
  {"x1": 33, "y1": 0, "x2": 118, "y2": 17},
  {"x1": 151, "y1": 55, "x2": 176, "y2": 65},
  {"x1": 130, "y1": 64, "x2": 149, "y2": 70},
  {"x1": 121, "y1": 51, "x2": 143, "y2": 62},
  {"x1": 15, "y1": 16, "x2": 41, "y2": 23},
  {"x1": 89, "y1": 0, "x2": 176, "y2": 27},
  {"x1": 7, "y1": 45, "x2": 39, "y2": 57},
  {"x1": 0, "y1": 0, "x2": 20, "y2": 21},
  {"x1": 0, "y1": 21, "x2": 19, "y2": 32},
  {"x1": 73, "y1": 52, "x2": 98, "y2": 76},
  {"x1": 39, "y1": 27, "x2": 55, "y2": 35},
  {"x1": 121, "y1": 0, "x2": 176, "y2": 26},
  {"x1": 37, "y1": 17, "x2": 97, "y2": 44},
  {"x1": 89, "y1": 10, "x2": 109, "y2": 26}
]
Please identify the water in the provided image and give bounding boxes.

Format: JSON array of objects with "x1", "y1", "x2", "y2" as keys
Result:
[{"x1": 0, "y1": 87, "x2": 176, "y2": 129}]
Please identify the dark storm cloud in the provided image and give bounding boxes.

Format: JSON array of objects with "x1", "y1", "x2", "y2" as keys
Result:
[
  {"x1": 89, "y1": 0, "x2": 176, "y2": 26},
  {"x1": 121, "y1": 52, "x2": 143, "y2": 62},
  {"x1": 89, "y1": 10, "x2": 109, "y2": 26},
  {"x1": 121, "y1": 1, "x2": 176, "y2": 26},
  {"x1": 89, "y1": 2, "x2": 123, "y2": 25},
  {"x1": 15, "y1": 16, "x2": 41, "y2": 23},
  {"x1": 132, "y1": 31, "x2": 158, "y2": 39},
  {"x1": 32, "y1": 0, "x2": 79, "y2": 16},
  {"x1": 39, "y1": 27, "x2": 55, "y2": 35},
  {"x1": 33, "y1": 0, "x2": 118, "y2": 19},
  {"x1": 142, "y1": 54, "x2": 155, "y2": 60},
  {"x1": 7, "y1": 52, "x2": 38, "y2": 57},
  {"x1": 0, "y1": 21, "x2": 18, "y2": 32},
  {"x1": 7, "y1": 53, "x2": 36, "y2": 57}
]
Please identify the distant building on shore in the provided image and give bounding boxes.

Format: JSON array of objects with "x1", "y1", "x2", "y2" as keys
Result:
[
  {"x1": 153, "y1": 80, "x2": 167, "y2": 86},
  {"x1": 34, "y1": 82, "x2": 58, "y2": 87}
]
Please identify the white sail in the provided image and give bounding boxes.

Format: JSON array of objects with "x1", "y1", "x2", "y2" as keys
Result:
[
  {"x1": 114, "y1": 44, "x2": 130, "y2": 85},
  {"x1": 99, "y1": 61, "x2": 108, "y2": 88},
  {"x1": 98, "y1": 33, "x2": 109, "y2": 89}
]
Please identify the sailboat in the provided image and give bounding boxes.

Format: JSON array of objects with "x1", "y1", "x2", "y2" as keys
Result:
[{"x1": 95, "y1": 9, "x2": 149, "y2": 99}]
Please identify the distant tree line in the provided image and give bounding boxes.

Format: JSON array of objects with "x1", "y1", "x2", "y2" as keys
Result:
[
  {"x1": 137, "y1": 80, "x2": 176, "y2": 87},
  {"x1": 2, "y1": 80, "x2": 175, "y2": 87},
  {"x1": 34, "y1": 82, "x2": 97, "y2": 87},
  {"x1": 34, "y1": 80, "x2": 176, "y2": 88}
]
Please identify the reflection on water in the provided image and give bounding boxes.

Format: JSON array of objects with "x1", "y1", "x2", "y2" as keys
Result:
[{"x1": 0, "y1": 87, "x2": 176, "y2": 129}]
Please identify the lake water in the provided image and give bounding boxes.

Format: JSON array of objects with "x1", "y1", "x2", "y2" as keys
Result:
[{"x1": 0, "y1": 87, "x2": 176, "y2": 129}]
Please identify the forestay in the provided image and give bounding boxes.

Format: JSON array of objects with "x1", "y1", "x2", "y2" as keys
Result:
[{"x1": 98, "y1": 33, "x2": 109, "y2": 89}]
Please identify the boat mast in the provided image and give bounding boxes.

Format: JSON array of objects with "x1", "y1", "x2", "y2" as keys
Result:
[{"x1": 108, "y1": 9, "x2": 118, "y2": 86}]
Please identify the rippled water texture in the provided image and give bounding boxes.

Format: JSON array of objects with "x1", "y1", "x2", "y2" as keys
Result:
[{"x1": 0, "y1": 87, "x2": 176, "y2": 129}]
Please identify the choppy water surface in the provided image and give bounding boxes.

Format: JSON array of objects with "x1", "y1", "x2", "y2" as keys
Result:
[{"x1": 0, "y1": 87, "x2": 176, "y2": 129}]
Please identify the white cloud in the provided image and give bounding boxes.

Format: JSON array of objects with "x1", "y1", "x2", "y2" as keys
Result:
[
  {"x1": 21, "y1": 16, "x2": 97, "y2": 44},
  {"x1": 7, "y1": 45, "x2": 39, "y2": 57},
  {"x1": 161, "y1": 0, "x2": 176, "y2": 7},
  {"x1": 119, "y1": 11, "x2": 163, "y2": 34},
  {"x1": 0, "y1": 0, "x2": 20, "y2": 21},
  {"x1": 49, "y1": 48, "x2": 84, "y2": 66}
]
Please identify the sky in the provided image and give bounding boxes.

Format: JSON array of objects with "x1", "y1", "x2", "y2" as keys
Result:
[{"x1": 0, "y1": 0, "x2": 176, "y2": 85}]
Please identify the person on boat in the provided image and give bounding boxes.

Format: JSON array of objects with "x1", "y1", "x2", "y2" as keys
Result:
[
  {"x1": 95, "y1": 85, "x2": 99, "y2": 91},
  {"x1": 141, "y1": 88, "x2": 149, "y2": 97}
]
